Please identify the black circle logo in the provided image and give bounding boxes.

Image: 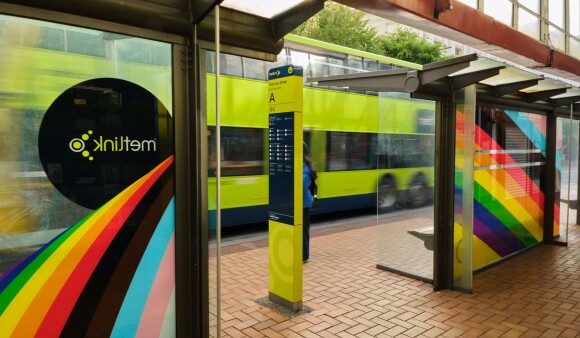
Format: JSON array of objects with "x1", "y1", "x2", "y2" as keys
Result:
[{"x1": 38, "y1": 78, "x2": 173, "y2": 210}]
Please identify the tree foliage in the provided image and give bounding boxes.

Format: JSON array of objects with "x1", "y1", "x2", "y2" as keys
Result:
[
  {"x1": 376, "y1": 28, "x2": 448, "y2": 64},
  {"x1": 292, "y1": 2, "x2": 380, "y2": 53},
  {"x1": 292, "y1": 3, "x2": 448, "y2": 64}
]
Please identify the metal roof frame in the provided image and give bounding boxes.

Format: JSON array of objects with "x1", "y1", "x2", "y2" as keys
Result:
[{"x1": 309, "y1": 54, "x2": 580, "y2": 111}]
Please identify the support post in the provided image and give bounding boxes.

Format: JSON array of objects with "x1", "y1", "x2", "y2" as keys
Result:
[{"x1": 544, "y1": 112, "x2": 557, "y2": 243}]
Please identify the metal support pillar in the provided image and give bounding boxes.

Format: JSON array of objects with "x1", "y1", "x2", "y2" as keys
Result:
[
  {"x1": 433, "y1": 98, "x2": 456, "y2": 291},
  {"x1": 544, "y1": 112, "x2": 557, "y2": 244}
]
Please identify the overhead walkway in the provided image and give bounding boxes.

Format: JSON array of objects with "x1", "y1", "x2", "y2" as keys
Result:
[{"x1": 218, "y1": 209, "x2": 580, "y2": 337}]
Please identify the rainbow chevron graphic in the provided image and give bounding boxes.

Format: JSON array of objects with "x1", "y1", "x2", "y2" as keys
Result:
[
  {"x1": 0, "y1": 156, "x2": 175, "y2": 337},
  {"x1": 455, "y1": 109, "x2": 555, "y2": 270}
]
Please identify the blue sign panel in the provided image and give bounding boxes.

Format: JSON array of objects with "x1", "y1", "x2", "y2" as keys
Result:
[{"x1": 268, "y1": 112, "x2": 295, "y2": 225}]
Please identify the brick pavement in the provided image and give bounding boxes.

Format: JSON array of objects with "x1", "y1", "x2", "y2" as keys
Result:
[{"x1": 215, "y1": 207, "x2": 580, "y2": 337}]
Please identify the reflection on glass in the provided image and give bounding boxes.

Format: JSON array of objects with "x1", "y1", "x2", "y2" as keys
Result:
[
  {"x1": 471, "y1": 107, "x2": 546, "y2": 271},
  {"x1": 519, "y1": 0, "x2": 539, "y2": 13},
  {"x1": 571, "y1": 38, "x2": 580, "y2": 59},
  {"x1": 0, "y1": 13, "x2": 172, "y2": 271},
  {"x1": 309, "y1": 53, "x2": 329, "y2": 77},
  {"x1": 519, "y1": 8, "x2": 540, "y2": 39},
  {"x1": 549, "y1": 0, "x2": 564, "y2": 27},
  {"x1": 453, "y1": 86, "x2": 475, "y2": 292},
  {"x1": 201, "y1": 12, "x2": 218, "y2": 338},
  {"x1": 548, "y1": 26, "x2": 565, "y2": 51},
  {"x1": 459, "y1": 0, "x2": 477, "y2": 9},
  {"x1": 0, "y1": 13, "x2": 174, "y2": 336},
  {"x1": 484, "y1": 0, "x2": 512, "y2": 26},
  {"x1": 555, "y1": 118, "x2": 579, "y2": 244},
  {"x1": 571, "y1": 1, "x2": 580, "y2": 37},
  {"x1": 376, "y1": 93, "x2": 435, "y2": 281}
]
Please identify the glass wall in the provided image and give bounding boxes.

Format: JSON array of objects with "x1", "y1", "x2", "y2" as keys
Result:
[
  {"x1": 453, "y1": 86, "x2": 475, "y2": 292},
  {"x1": 457, "y1": 0, "x2": 580, "y2": 58},
  {"x1": 0, "y1": 15, "x2": 174, "y2": 336},
  {"x1": 554, "y1": 117, "x2": 579, "y2": 244},
  {"x1": 471, "y1": 107, "x2": 546, "y2": 270},
  {"x1": 376, "y1": 93, "x2": 436, "y2": 281}
]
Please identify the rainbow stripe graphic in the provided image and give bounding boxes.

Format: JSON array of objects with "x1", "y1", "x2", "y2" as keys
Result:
[
  {"x1": 456, "y1": 109, "x2": 554, "y2": 269},
  {"x1": 0, "y1": 156, "x2": 175, "y2": 337}
]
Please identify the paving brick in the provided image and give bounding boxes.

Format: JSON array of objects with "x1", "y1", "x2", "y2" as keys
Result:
[{"x1": 216, "y1": 209, "x2": 580, "y2": 338}]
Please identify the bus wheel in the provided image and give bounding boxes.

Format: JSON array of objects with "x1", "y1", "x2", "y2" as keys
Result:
[
  {"x1": 378, "y1": 175, "x2": 397, "y2": 213},
  {"x1": 408, "y1": 174, "x2": 428, "y2": 208}
]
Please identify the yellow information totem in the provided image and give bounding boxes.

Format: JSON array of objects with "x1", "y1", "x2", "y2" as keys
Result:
[{"x1": 267, "y1": 65, "x2": 304, "y2": 312}]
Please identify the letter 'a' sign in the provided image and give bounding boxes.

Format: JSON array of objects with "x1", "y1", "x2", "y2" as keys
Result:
[{"x1": 268, "y1": 66, "x2": 303, "y2": 114}]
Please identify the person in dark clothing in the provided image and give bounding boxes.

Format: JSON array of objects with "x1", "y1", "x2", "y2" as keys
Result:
[{"x1": 303, "y1": 142, "x2": 317, "y2": 263}]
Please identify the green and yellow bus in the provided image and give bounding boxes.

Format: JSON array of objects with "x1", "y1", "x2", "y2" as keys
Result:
[{"x1": 206, "y1": 35, "x2": 435, "y2": 227}]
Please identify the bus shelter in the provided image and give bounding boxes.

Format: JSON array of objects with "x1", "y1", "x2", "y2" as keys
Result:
[{"x1": 310, "y1": 54, "x2": 580, "y2": 293}]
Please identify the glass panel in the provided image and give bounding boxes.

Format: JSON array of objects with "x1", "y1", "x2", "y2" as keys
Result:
[
  {"x1": 364, "y1": 59, "x2": 378, "y2": 71},
  {"x1": 472, "y1": 107, "x2": 546, "y2": 270},
  {"x1": 571, "y1": 1, "x2": 580, "y2": 37},
  {"x1": 220, "y1": 53, "x2": 243, "y2": 77},
  {"x1": 0, "y1": 14, "x2": 174, "y2": 336},
  {"x1": 346, "y1": 56, "x2": 363, "y2": 73},
  {"x1": 453, "y1": 85, "x2": 475, "y2": 292},
  {"x1": 554, "y1": 118, "x2": 579, "y2": 245},
  {"x1": 571, "y1": 38, "x2": 580, "y2": 59},
  {"x1": 459, "y1": 0, "x2": 478, "y2": 9},
  {"x1": 548, "y1": 25, "x2": 565, "y2": 51},
  {"x1": 289, "y1": 49, "x2": 309, "y2": 68},
  {"x1": 519, "y1": 8, "x2": 540, "y2": 39},
  {"x1": 242, "y1": 57, "x2": 267, "y2": 80},
  {"x1": 377, "y1": 93, "x2": 436, "y2": 281},
  {"x1": 484, "y1": 0, "x2": 513, "y2": 26},
  {"x1": 326, "y1": 132, "x2": 377, "y2": 170},
  {"x1": 328, "y1": 56, "x2": 345, "y2": 75},
  {"x1": 309, "y1": 53, "x2": 329, "y2": 77},
  {"x1": 208, "y1": 126, "x2": 265, "y2": 176},
  {"x1": 549, "y1": 0, "x2": 564, "y2": 27},
  {"x1": 519, "y1": 0, "x2": 539, "y2": 13}
]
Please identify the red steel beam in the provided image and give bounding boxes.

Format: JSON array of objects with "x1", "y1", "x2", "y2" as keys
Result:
[{"x1": 334, "y1": 0, "x2": 580, "y2": 82}]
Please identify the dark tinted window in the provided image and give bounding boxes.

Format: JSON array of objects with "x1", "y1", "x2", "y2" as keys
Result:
[
  {"x1": 67, "y1": 31, "x2": 106, "y2": 57},
  {"x1": 327, "y1": 132, "x2": 377, "y2": 171},
  {"x1": 377, "y1": 134, "x2": 434, "y2": 168},
  {"x1": 208, "y1": 127, "x2": 264, "y2": 176}
]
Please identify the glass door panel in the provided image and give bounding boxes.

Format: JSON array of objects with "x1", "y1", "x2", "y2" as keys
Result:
[{"x1": 376, "y1": 92, "x2": 435, "y2": 282}]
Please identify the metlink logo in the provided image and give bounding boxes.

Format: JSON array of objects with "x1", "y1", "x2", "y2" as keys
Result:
[{"x1": 69, "y1": 130, "x2": 157, "y2": 161}]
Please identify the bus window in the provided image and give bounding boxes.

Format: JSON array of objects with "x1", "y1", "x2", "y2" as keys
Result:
[
  {"x1": 363, "y1": 59, "x2": 378, "y2": 71},
  {"x1": 327, "y1": 132, "x2": 349, "y2": 171},
  {"x1": 346, "y1": 56, "x2": 363, "y2": 73},
  {"x1": 39, "y1": 26, "x2": 64, "y2": 51},
  {"x1": 416, "y1": 109, "x2": 435, "y2": 134},
  {"x1": 206, "y1": 51, "x2": 216, "y2": 73},
  {"x1": 310, "y1": 53, "x2": 329, "y2": 78},
  {"x1": 207, "y1": 126, "x2": 264, "y2": 176},
  {"x1": 243, "y1": 57, "x2": 268, "y2": 80},
  {"x1": 328, "y1": 57, "x2": 346, "y2": 75},
  {"x1": 220, "y1": 53, "x2": 243, "y2": 77},
  {"x1": 327, "y1": 132, "x2": 376, "y2": 171}
]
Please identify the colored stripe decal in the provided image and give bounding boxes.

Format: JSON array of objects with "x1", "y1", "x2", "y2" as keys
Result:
[
  {"x1": 82, "y1": 172, "x2": 174, "y2": 336},
  {"x1": 135, "y1": 233, "x2": 175, "y2": 338},
  {"x1": 0, "y1": 156, "x2": 174, "y2": 337},
  {"x1": 111, "y1": 198, "x2": 175, "y2": 337}
]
